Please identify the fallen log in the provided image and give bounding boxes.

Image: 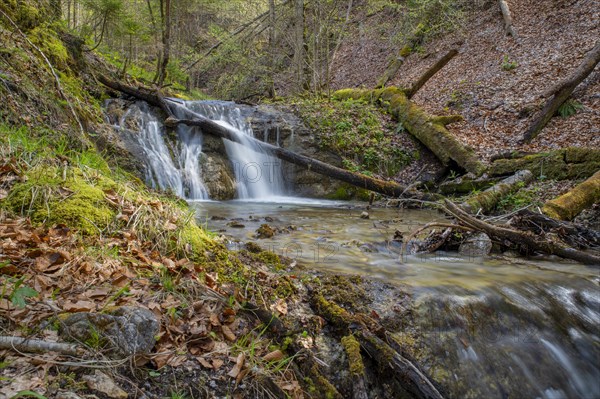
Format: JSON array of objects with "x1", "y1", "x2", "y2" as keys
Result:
[
  {"x1": 511, "y1": 209, "x2": 600, "y2": 249},
  {"x1": 334, "y1": 87, "x2": 486, "y2": 176},
  {"x1": 521, "y1": 40, "x2": 600, "y2": 143},
  {"x1": 99, "y1": 76, "x2": 440, "y2": 200},
  {"x1": 406, "y1": 49, "x2": 459, "y2": 99},
  {"x1": 498, "y1": 0, "x2": 517, "y2": 38},
  {"x1": 461, "y1": 170, "x2": 534, "y2": 214},
  {"x1": 443, "y1": 199, "x2": 600, "y2": 266},
  {"x1": 341, "y1": 335, "x2": 369, "y2": 399},
  {"x1": 377, "y1": 23, "x2": 427, "y2": 88},
  {"x1": 357, "y1": 330, "x2": 445, "y2": 399},
  {"x1": 170, "y1": 116, "x2": 440, "y2": 200},
  {"x1": 542, "y1": 170, "x2": 600, "y2": 221},
  {"x1": 310, "y1": 292, "x2": 445, "y2": 399}
]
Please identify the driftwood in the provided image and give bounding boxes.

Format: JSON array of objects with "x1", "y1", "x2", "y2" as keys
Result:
[
  {"x1": 461, "y1": 170, "x2": 534, "y2": 214},
  {"x1": 341, "y1": 335, "x2": 368, "y2": 399},
  {"x1": 444, "y1": 199, "x2": 600, "y2": 266},
  {"x1": 512, "y1": 209, "x2": 600, "y2": 249},
  {"x1": 542, "y1": 170, "x2": 600, "y2": 221},
  {"x1": 498, "y1": 0, "x2": 517, "y2": 38},
  {"x1": 521, "y1": 41, "x2": 600, "y2": 143},
  {"x1": 99, "y1": 76, "x2": 440, "y2": 200},
  {"x1": 334, "y1": 87, "x2": 486, "y2": 175},
  {"x1": 358, "y1": 330, "x2": 445, "y2": 399},
  {"x1": 406, "y1": 49, "x2": 459, "y2": 99},
  {"x1": 0, "y1": 336, "x2": 82, "y2": 356}
]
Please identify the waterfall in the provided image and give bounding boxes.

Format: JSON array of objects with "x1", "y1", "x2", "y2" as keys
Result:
[
  {"x1": 115, "y1": 100, "x2": 285, "y2": 200},
  {"x1": 176, "y1": 100, "x2": 285, "y2": 200}
]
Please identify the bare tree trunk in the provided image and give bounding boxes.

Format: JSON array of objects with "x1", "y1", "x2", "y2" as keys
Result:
[
  {"x1": 498, "y1": 0, "x2": 517, "y2": 38},
  {"x1": 268, "y1": 0, "x2": 276, "y2": 98},
  {"x1": 521, "y1": 41, "x2": 600, "y2": 143},
  {"x1": 293, "y1": 0, "x2": 305, "y2": 90},
  {"x1": 155, "y1": 0, "x2": 171, "y2": 86}
]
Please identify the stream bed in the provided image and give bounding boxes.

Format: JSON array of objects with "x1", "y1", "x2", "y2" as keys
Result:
[{"x1": 191, "y1": 199, "x2": 600, "y2": 399}]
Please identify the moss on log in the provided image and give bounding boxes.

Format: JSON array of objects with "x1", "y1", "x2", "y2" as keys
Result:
[
  {"x1": 542, "y1": 171, "x2": 600, "y2": 221},
  {"x1": 489, "y1": 148, "x2": 600, "y2": 180},
  {"x1": 462, "y1": 170, "x2": 534, "y2": 214},
  {"x1": 333, "y1": 87, "x2": 485, "y2": 176}
]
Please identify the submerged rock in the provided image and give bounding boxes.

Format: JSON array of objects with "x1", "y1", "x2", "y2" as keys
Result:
[
  {"x1": 60, "y1": 306, "x2": 159, "y2": 357},
  {"x1": 256, "y1": 224, "x2": 276, "y2": 238},
  {"x1": 459, "y1": 232, "x2": 492, "y2": 257}
]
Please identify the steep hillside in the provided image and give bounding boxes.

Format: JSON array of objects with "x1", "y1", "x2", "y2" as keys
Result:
[{"x1": 330, "y1": 0, "x2": 600, "y2": 158}]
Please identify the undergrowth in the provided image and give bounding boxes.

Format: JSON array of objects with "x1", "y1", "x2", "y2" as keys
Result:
[
  {"x1": 290, "y1": 96, "x2": 415, "y2": 177},
  {"x1": 0, "y1": 123, "x2": 214, "y2": 258}
]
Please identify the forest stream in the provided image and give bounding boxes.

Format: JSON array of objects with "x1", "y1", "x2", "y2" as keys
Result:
[{"x1": 192, "y1": 199, "x2": 600, "y2": 399}]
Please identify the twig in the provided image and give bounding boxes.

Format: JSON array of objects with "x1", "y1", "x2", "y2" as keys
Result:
[{"x1": 0, "y1": 336, "x2": 82, "y2": 356}]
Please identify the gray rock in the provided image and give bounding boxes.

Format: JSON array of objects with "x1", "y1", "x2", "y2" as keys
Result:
[
  {"x1": 83, "y1": 370, "x2": 128, "y2": 399},
  {"x1": 360, "y1": 211, "x2": 370, "y2": 219},
  {"x1": 60, "y1": 307, "x2": 158, "y2": 357},
  {"x1": 459, "y1": 232, "x2": 492, "y2": 258}
]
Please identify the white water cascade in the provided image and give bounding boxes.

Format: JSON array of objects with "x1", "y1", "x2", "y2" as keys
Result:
[
  {"x1": 178, "y1": 101, "x2": 285, "y2": 199},
  {"x1": 115, "y1": 100, "x2": 285, "y2": 200}
]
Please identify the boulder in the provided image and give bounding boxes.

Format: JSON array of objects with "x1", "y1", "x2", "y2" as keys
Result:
[
  {"x1": 459, "y1": 232, "x2": 492, "y2": 258},
  {"x1": 60, "y1": 306, "x2": 159, "y2": 357}
]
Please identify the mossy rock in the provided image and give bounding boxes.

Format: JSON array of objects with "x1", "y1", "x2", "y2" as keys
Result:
[{"x1": 326, "y1": 184, "x2": 370, "y2": 201}]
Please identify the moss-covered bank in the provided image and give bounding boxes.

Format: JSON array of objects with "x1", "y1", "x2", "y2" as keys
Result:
[{"x1": 333, "y1": 87, "x2": 485, "y2": 176}]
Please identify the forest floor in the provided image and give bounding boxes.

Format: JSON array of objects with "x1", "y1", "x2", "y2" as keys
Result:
[{"x1": 330, "y1": 0, "x2": 600, "y2": 159}]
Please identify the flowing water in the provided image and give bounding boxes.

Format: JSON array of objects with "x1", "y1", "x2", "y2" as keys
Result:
[
  {"x1": 114, "y1": 100, "x2": 285, "y2": 200},
  {"x1": 190, "y1": 199, "x2": 600, "y2": 399},
  {"x1": 118, "y1": 99, "x2": 599, "y2": 398}
]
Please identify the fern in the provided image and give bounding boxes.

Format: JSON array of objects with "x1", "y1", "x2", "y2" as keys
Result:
[{"x1": 557, "y1": 99, "x2": 584, "y2": 118}]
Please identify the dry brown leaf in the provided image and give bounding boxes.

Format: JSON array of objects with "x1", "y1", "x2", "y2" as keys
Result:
[
  {"x1": 227, "y1": 352, "x2": 245, "y2": 378},
  {"x1": 271, "y1": 298, "x2": 288, "y2": 316},
  {"x1": 62, "y1": 300, "x2": 95, "y2": 312},
  {"x1": 262, "y1": 350, "x2": 284, "y2": 362},
  {"x1": 197, "y1": 356, "x2": 212, "y2": 368},
  {"x1": 212, "y1": 358, "x2": 224, "y2": 369},
  {"x1": 221, "y1": 325, "x2": 236, "y2": 342}
]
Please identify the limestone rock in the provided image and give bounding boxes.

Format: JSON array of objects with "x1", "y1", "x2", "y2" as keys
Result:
[
  {"x1": 83, "y1": 370, "x2": 128, "y2": 399},
  {"x1": 60, "y1": 307, "x2": 158, "y2": 357},
  {"x1": 459, "y1": 232, "x2": 492, "y2": 257}
]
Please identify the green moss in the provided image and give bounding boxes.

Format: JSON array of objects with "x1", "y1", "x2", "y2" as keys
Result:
[
  {"x1": 3, "y1": 167, "x2": 116, "y2": 235},
  {"x1": 313, "y1": 294, "x2": 353, "y2": 328},
  {"x1": 310, "y1": 365, "x2": 342, "y2": 399},
  {"x1": 16, "y1": 4, "x2": 42, "y2": 30},
  {"x1": 341, "y1": 335, "x2": 364, "y2": 376},
  {"x1": 564, "y1": 147, "x2": 600, "y2": 163},
  {"x1": 29, "y1": 25, "x2": 69, "y2": 70},
  {"x1": 256, "y1": 251, "x2": 283, "y2": 270},
  {"x1": 176, "y1": 222, "x2": 214, "y2": 261},
  {"x1": 489, "y1": 149, "x2": 600, "y2": 180}
]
